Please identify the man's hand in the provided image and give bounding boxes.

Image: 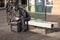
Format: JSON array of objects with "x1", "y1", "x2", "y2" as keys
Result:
[
  {"x1": 20, "y1": 16, "x2": 24, "y2": 19},
  {"x1": 15, "y1": 17, "x2": 19, "y2": 20}
]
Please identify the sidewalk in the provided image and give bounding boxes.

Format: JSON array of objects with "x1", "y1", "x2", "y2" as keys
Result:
[
  {"x1": 0, "y1": 10, "x2": 60, "y2": 40},
  {"x1": 0, "y1": 7, "x2": 5, "y2": 10}
]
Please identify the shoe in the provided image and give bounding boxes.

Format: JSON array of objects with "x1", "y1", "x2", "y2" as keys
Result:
[
  {"x1": 22, "y1": 29, "x2": 27, "y2": 32},
  {"x1": 18, "y1": 29, "x2": 22, "y2": 32}
]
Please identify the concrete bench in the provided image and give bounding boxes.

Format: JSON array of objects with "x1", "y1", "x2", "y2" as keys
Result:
[
  {"x1": 27, "y1": 12, "x2": 59, "y2": 34},
  {"x1": 28, "y1": 20, "x2": 58, "y2": 34}
]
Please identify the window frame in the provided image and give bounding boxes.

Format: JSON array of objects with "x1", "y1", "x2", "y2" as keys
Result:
[{"x1": 45, "y1": 0, "x2": 53, "y2": 6}]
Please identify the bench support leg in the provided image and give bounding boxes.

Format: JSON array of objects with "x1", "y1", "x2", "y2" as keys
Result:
[
  {"x1": 45, "y1": 28, "x2": 54, "y2": 34},
  {"x1": 45, "y1": 28, "x2": 48, "y2": 34},
  {"x1": 26, "y1": 21, "x2": 29, "y2": 30}
]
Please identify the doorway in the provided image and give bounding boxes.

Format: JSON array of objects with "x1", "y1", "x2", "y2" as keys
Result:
[
  {"x1": 21, "y1": 0, "x2": 27, "y2": 5},
  {"x1": 0, "y1": 0, "x2": 4, "y2": 7}
]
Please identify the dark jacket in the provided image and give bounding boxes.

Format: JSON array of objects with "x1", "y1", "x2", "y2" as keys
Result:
[
  {"x1": 6, "y1": 2, "x2": 13, "y2": 12},
  {"x1": 18, "y1": 8, "x2": 31, "y2": 21}
]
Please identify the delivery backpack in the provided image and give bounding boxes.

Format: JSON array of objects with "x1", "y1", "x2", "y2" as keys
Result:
[{"x1": 10, "y1": 11, "x2": 22, "y2": 32}]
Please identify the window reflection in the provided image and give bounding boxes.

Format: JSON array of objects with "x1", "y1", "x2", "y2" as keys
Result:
[{"x1": 46, "y1": 0, "x2": 53, "y2": 5}]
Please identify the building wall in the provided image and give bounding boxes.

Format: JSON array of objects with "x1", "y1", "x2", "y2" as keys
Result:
[
  {"x1": 52, "y1": 0, "x2": 60, "y2": 15},
  {"x1": 46, "y1": 0, "x2": 60, "y2": 28}
]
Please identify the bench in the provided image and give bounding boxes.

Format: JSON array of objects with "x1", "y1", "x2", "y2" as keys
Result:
[
  {"x1": 27, "y1": 12, "x2": 58, "y2": 34},
  {"x1": 28, "y1": 20, "x2": 58, "y2": 34},
  {"x1": 29, "y1": 20, "x2": 58, "y2": 28},
  {"x1": 9, "y1": 10, "x2": 58, "y2": 33}
]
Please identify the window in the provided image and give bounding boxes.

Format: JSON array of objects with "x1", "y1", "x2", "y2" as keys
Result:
[
  {"x1": 44, "y1": 0, "x2": 53, "y2": 13},
  {"x1": 45, "y1": 0, "x2": 53, "y2": 6},
  {"x1": 35, "y1": 0, "x2": 42, "y2": 5},
  {"x1": 46, "y1": 0, "x2": 53, "y2": 5}
]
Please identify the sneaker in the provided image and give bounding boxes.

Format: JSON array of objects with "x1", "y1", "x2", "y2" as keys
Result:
[{"x1": 22, "y1": 29, "x2": 27, "y2": 32}]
